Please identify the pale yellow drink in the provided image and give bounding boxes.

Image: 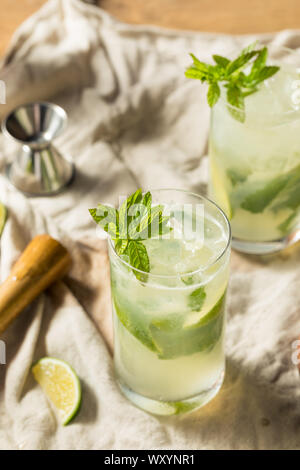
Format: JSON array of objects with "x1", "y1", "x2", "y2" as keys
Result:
[
  {"x1": 209, "y1": 56, "x2": 300, "y2": 253},
  {"x1": 108, "y1": 190, "x2": 231, "y2": 415}
]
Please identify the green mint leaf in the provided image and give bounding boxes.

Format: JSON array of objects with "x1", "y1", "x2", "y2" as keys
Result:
[
  {"x1": 240, "y1": 41, "x2": 259, "y2": 55},
  {"x1": 227, "y1": 168, "x2": 249, "y2": 187},
  {"x1": 107, "y1": 223, "x2": 119, "y2": 239},
  {"x1": 89, "y1": 204, "x2": 118, "y2": 225},
  {"x1": 127, "y1": 188, "x2": 143, "y2": 206},
  {"x1": 153, "y1": 212, "x2": 172, "y2": 237},
  {"x1": 185, "y1": 66, "x2": 207, "y2": 81},
  {"x1": 207, "y1": 82, "x2": 220, "y2": 107},
  {"x1": 150, "y1": 211, "x2": 170, "y2": 238},
  {"x1": 240, "y1": 175, "x2": 289, "y2": 213},
  {"x1": 188, "y1": 290, "x2": 227, "y2": 329},
  {"x1": 129, "y1": 204, "x2": 160, "y2": 239},
  {"x1": 189, "y1": 53, "x2": 210, "y2": 74},
  {"x1": 136, "y1": 205, "x2": 172, "y2": 239},
  {"x1": 226, "y1": 103, "x2": 245, "y2": 124},
  {"x1": 226, "y1": 50, "x2": 257, "y2": 76},
  {"x1": 185, "y1": 43, "x2": 280, "y2": 122},
  {"x1": 127, "y1": 241, "x2": 150, "y2": 282},
  {"x1": 275, "y1": 184, "x2": 300, "y2": 211},
  {"x1": 254, "y1": 65, "x2": 280, "y2": 85},
  {"x1": 119, "y1": 188, "x2": 143, "y2": 219},
  {"x1": 142, "y1": 191, "x2": 152, "y2": 211},
  {"x1": 213, "y1": 54, "x2": 230, "y2": 68},
  {"x1": 89, "y1": 205, "x2": 119, "y2": 238},
  {"x1": 271, "y1": 164, "x2": 300, "y2": 212},
  {"x1": 277, "y1": 213, "x2": 297, "y2": 235},
  {"x1": 242, "y1": 87, "x2": 259, "y2": 98},
  {"x1": 273, "y1": 183, "x2": 300, "y2": 212},
  {"x1": 248, "y1": 46, "x2": 267, "y2": 79},
  {"x1": 226, "y1": 84, "x2": 245, "y2": 122},
  {"x1": 236, "y1": 163, "x2": 300, "y2": 215},
  {"x1": 188, "y1": 286, "x2": 206, "y2": 312},
  {"x1": 158, "y1": 215, "x2": 173, "y2": 236},
  {"x1": 180, "y1": 275, "x2": 195, "y2": 285},
  {"x1": 90, "y1": 190, "x2": 172, "y2": 282},
  {"x1": 138, "y1": 204, "x2": 163, "y2": 230},
  {"x1": 115, "y1": 239, "x2": 128, "y2": 255},
  {"x1": 119, "y1": 188, "x2": 143, "y2": 238},
  {"x1": 226, "y1": 83, "x2": 245, "y2": 109},
  {"x1": 127, "y1": 203, "x2": 148, "y2": 240}
]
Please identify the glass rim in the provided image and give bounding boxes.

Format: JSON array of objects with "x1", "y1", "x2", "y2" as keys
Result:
[
  {"x1": 108, "y1": 188, "x2": 231, "y2": 280},
  {"x1": 218, "y1": 44, "x2": 300, "y2": 119}
]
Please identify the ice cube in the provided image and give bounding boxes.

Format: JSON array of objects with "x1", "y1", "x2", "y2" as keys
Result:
[{"x1": 245, "y1": 65, "x2": 300, "y2": 124}]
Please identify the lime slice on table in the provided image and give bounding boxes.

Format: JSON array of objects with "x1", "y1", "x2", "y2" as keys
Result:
[
  {"x1": 0, "y1": 202, "x2": 7, "y2": 236},
  {"x1": 32, "y1": 357, "x2": 82, "y2": 426}
]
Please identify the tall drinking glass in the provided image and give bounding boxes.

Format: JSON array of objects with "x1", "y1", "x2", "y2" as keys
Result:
[
  {"x1": 108, "y1": 189, "x2": 231, "y2": 415},
  {"x1": 209, "y1": 46, "x2": 300, "y2": 254}
]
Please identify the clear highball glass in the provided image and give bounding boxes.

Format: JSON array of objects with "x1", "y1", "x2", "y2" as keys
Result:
[
  {"x1": 209, "y1": 46, "x2": 300, "y2": 254},
  {"x1": 108, "y1": 189, "x2": 231, "y2": 415}
]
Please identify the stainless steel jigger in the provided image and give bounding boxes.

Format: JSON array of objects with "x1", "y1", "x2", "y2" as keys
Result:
[{"x1": 2, "y1": 102, "x2": 75, "y2": 196}]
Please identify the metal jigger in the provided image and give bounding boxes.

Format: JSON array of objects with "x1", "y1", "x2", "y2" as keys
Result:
[{"x1": 2, "y1": 102, "x2": 75, "y2": 196}]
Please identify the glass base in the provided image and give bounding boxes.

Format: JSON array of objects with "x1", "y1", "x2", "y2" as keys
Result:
[
  {"x1": 117, "y1": 370, "x2": 224, "y2": 416},
  {"x1": 232, "y1": 232, "x2": 300, "y2": 255}
]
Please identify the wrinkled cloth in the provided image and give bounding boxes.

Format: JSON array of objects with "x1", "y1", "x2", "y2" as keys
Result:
[{"x1": 0, "y1": 0, "x2": 300, "y2": 450}]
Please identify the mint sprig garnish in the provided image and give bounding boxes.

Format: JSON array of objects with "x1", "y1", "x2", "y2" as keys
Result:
[
  {"x1": 89, "y1": 189, "x2": 172, "y2": 282},
  {"x1": 185, "y1": 43, "x2": 280, "y2": 122}
]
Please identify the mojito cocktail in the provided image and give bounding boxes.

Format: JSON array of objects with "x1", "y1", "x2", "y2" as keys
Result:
[
  {"x1": 186, "y1": 44, "x2": 300, "y2": 254},
  {"x1": 91, "y1": 189, "x2": 231, "y2": 415}
]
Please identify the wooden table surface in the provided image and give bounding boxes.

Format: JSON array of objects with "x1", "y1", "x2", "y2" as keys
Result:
[{"x1": 1, "y1": 0, "x2": 300, "y2": 56}]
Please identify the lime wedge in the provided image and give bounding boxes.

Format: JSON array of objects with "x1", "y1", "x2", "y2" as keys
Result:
[
  {"x1": 113, "y1": 300, "x2": 160, "y2": 354},
  {"x1": 184, "y1": 289, "x2": 227, "y2": 329},
  {"x1": 0, "y1": 202, "x2": 7, "y2": 236},
  {"x1": 150, "y1": 290, "x2": 227, "y2": 360},
  {"x1": 32, "y1": 357, "x2": 81, "y2": 426}
]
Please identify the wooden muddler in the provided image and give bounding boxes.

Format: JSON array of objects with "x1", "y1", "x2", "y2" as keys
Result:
[{"x1": 0, "y1": 234, "x2": 71, "y2": 334}]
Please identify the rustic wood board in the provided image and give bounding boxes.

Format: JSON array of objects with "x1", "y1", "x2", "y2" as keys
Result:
[
  {"x1": 1, "y1": 0, "x2": 300, "y2": 56},
  {"x1": 98, "y1": 0, "x2": 300, "y2": 35}
]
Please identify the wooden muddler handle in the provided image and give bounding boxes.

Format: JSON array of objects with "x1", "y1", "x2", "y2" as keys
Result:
[{"x1": 0, "y1": 234, "x2": 71, "y2": 334}]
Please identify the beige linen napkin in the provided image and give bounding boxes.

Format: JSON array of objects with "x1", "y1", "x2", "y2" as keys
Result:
[{"x1": 1, "y1": 0, "x2": 300, "y2": 450}]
